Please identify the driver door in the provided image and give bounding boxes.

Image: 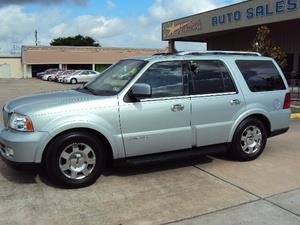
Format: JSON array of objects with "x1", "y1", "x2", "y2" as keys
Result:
[{"x1": 119, "y1": 61, "x2": 193, "y2": 157}]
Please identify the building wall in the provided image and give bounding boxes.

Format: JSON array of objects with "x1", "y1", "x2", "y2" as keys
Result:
[
  {"x1": 207, "y1": 20, "x2": 300, "y2": 53},
  {"x1": 22, "y1": 46, "x2": 164, "y2": 65},
  {"x1": 0, "y1": 57, "x2": 23, "y2": 79},
  {"x1": 206, "y1": 19, "x2": 300, "y2": 76}
]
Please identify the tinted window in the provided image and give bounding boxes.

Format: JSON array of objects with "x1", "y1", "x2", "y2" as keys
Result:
[
  {"x1": 190, "y1": 60, "x2": 236, "y2": 95},
  {"x1": 137, "y1": 61, "x2": 183, "y2": 98},
  {"x1": 236, "y1": 60, "x2": 286, "y2": 92}
]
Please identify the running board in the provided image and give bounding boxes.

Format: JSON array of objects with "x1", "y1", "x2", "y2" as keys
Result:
[{"x1": 122, "y1": 144, "x2": 228, "y2": 166}]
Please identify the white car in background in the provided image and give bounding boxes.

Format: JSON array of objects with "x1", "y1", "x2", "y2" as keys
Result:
[
  {"x1": 42, "y1": 70, "x2": 62, "y2": 81},
  {"x1": 55, "y1": 70, "x2": 76, "y2": 82},
  {"x1": 63, "y1": 70, "x2": 101, "y2": 84}
]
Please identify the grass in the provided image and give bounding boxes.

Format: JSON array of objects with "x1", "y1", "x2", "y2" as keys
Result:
[{"x1": 291, "y1": 107, "x2": 300, "y2": 114}]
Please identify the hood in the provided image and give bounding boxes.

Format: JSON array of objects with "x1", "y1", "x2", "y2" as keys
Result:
[{"x1": 5, "y1": 89, "x2": 108, "y2": 116}]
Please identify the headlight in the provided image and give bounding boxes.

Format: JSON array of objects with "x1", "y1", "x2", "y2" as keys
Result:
[{"x1": 9, "y1": 113, "x2": 34, "y2": 132}]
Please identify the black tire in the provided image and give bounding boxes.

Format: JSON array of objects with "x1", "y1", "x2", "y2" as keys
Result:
[
  {"x1": 47, "y1": 77, "x2": 51, "y2": 81},
  {"x1": 45, "y1": 131, "x2": 105, "y2": 188},
  {"x1": 229, "y1": 118, "x2": 267, "y2": 161},
  {"x1": 70, "y1": 78, "x2": 77, "y2": 84}
]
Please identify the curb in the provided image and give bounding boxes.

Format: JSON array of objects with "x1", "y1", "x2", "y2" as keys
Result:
[{"x1": 290, "y1": 113, "x2": 300, "y2": 119}]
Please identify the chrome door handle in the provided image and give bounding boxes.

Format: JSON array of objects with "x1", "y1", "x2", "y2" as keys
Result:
[
  {"x1": 230, "y1": 99, "x2": 241, "y2": 105},
  {"x1": 171, "y1": 104, "x2": 184, "y2": 112}
]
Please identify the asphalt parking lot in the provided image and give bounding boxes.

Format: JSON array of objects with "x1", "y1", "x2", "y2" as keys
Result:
[{"x1": 0, "y1": 78, "x2": 300, "y2": 225}]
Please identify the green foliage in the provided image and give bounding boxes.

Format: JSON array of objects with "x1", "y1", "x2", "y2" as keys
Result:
[
  {"x1": 50, "y1": 35, "x2": 100, "y2": 47},
  {"x1": 95, "y1": 64, "x2": 111, "y2": 72},
  {"x1": 251, "y1": 26, "x2": 287, "y2": 68},
  {"x1": 292, "y1": 107, "x2": 300, "y2": 113}
]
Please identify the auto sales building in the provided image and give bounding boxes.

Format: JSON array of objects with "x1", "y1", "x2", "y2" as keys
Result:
[{"x1": 162, "y1": 0, "x2": 300, "y2": 78}]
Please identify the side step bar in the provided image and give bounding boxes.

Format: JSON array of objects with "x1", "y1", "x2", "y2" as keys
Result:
[{"x1": 121, "y1": 144, "x2": 228, "y2": 166}]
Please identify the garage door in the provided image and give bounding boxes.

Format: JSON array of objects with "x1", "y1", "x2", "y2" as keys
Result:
[{"x1": 1, "y1": 64, "x2": 10, "y2": 78}]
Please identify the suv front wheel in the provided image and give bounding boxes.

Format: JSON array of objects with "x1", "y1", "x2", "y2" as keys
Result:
[
  {"x1": 230, "y1": 118, "x2": 267, "y2": 161},
  {"x1": 45, "y1": 131, "x2": 105, "y2": 188}
]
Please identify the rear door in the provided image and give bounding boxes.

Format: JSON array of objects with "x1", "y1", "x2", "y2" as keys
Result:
[{"x1": 189, "y1": 60, "x2": 246, "y2": 147}]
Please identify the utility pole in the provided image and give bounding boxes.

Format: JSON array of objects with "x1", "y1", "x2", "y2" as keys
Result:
[{"x1": 35, "y1": 29, "x2": 38, "y2": 46}]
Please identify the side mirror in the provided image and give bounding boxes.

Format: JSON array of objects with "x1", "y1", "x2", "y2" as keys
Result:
[{"x1": 129, "y1": 83, "x2": 152, "y2": 100}]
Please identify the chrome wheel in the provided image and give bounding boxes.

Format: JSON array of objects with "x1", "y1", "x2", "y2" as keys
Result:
[
  {"x1": 59, "y1": 143, "x2": 96, "y2": 180},
  {"x1": 240, "y1": 125, "x2": 262, "y2": 154}
]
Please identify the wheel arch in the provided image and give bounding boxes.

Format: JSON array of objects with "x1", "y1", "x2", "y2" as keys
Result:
[
  {"x1": 41, "y1": 128, "x2": 114, "y2": 168},
  {"x1": 229, "y1": 112, "x2": 271, "y2": 142}
]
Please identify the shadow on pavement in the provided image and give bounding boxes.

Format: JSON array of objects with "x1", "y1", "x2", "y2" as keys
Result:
[
  {"x1": 0, "y1": 158, "x2": 42, "y2": 184},
  {"x1": 104, "y1": 155, "x2": 214, "y2": 177},
  {"x1": 0, "y1": 154, "x2": 216, "y2": 188}
]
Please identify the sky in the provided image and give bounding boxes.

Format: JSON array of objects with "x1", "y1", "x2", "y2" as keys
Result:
[{"x1": 0, "y1": 0, "x2": 242, "y2": 54}]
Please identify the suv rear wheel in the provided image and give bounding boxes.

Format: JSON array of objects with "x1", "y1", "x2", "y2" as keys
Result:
[
  {"x1": 230, "y1": 118, "x2": 267, "y2": 161},
  {"x1": 45, "y1": 131, "x2": 105, "y2": 188}
]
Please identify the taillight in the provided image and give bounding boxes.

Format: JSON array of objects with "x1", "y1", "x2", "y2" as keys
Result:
[{"x1": 283, "y1": 93, "x2": 291, "y2": 109}]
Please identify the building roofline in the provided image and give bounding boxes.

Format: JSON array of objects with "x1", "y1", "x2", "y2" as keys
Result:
[
  {"x1": 22, "y1": 45, "x2": 164, "y2": 52},
  {"x1": 0, "y1": 55, "x2": 21, "y2": 58}
]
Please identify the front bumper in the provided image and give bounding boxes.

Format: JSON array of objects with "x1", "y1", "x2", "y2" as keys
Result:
[{"x1": 0, "y1": 125, "x2": 50, "y2": 163}]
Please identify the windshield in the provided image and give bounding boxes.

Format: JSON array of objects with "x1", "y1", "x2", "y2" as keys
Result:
[{"x1": 83, "y1": 59, "x2": 147, "y2": 95}]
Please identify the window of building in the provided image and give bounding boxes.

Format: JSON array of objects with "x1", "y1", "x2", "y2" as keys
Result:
[
  {"x1": 189, "y1": 60, "x2": 236, "y2": 95},
  {"x1": 137, "y1": 61, "x2": 183, "y2": 98},
  {"x1": 236, "y1": 60, "x2": 286, "y2": 92}
]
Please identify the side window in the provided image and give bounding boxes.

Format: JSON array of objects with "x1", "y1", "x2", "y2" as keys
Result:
[
  {"x1": 137, "y1": 61, "x2": 184, "y2": 98},
  {"x1": 190, "y1": 60, "x2": 236, "y2": 95},
  {"x1": 236, "y1": 60, "x2": 286, "y2": 92}
]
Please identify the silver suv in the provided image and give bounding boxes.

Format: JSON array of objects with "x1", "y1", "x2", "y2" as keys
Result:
[{"x1": 0, "y1": 51, "x2": 291, "y2": 188}]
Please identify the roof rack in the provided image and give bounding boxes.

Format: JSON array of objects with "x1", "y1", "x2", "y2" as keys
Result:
[
  {"x1": 152, "y1": 52, "x2": 174, "y2": 56},
  {"x1": 177, "y1": 51, "x2": 262, "y2": 56}
]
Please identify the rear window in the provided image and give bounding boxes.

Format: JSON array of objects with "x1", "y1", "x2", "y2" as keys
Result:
[{"x1": 236, "y1": 60, "x2": 286, "y2": 92}]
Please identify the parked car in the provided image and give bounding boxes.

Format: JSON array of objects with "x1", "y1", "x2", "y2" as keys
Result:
[
  {"x1": 0, "y1": 51, "x2": 291, "y2": 188},
  {"x1": 42, "y1": 70, "x2": 62, "y2": 81},
  {"x1": 57, "y1": 70, "x2": 78, "y2": 83},
  {"x1": 50, "y1": 70, "x2": 74, "y2": 82},
  {"x1": 63, "y1": 70, "x2": 101, "y2": 84},
  {"x1": 36, "y1": 68, "x2": 60, "y2": 79}
]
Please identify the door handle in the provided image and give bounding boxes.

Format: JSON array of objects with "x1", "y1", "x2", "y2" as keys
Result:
[
  {"x1": 230, "y1": 99, "x2": 241, "y2": 105},
  {"x1": 171, "y1": 104, "x2": 184, "y2": 112}
]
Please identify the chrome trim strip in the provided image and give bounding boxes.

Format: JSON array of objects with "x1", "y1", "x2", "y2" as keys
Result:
[
  {"x1": 140, "y1": 96, "x2": 190, "y2": 102},
  {"x1": 189, "y1": 92, "x2": 237, "y2": 98},
  {"x1": 139, "y1": 92, "x2": 237, "y2": 102}
]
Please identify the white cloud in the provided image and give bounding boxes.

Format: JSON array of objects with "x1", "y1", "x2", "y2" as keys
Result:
[
  {"x1": 106, "y1": 0, "x2": 115, "y2": 10},
  {"x1": 149, "y1": 0, "x2": 219, "y2": 22},
  {"x1": 0, "y1": 0, "x2": 237, "y2": 54},
  {"x1": 49, "y1": 15, "x2": 124, "y2": 40},
  {"x1": 0, "y1": 5, "x2": 61, "y2": 53},
  {"x1": 0, "y1": 0, "x2": 87, "y2": 7}
]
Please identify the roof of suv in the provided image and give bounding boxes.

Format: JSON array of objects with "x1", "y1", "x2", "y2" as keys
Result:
[{"x1": 131, "y1": 51, "x2": 272, "y2": 62}]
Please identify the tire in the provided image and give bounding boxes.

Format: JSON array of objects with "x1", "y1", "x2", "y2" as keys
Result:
[
  {"x1": 45, "y1": 131, "x2": 105, "y2": 188},
  {"x1": 229, "y1": 118, "x2": 267, "y2": 161},
  {"x1": 71, "y1": 78, "x2": 77, "y2": 84},
  {"x1": 47, "y1": 77, "x2": 51, "y2": 81}
]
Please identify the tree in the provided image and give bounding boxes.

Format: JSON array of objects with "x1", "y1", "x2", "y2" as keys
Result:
[
  {"x1": 250, "y1": 26, "x2": 287, "y2": 68},
  {"x1": 50, "y1": 35, "x2": 100, "y2": 47}
]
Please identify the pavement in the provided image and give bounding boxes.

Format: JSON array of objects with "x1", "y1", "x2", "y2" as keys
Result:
[{"x1": 0, "y1": 78, "x2": 300, "y2": 225}]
